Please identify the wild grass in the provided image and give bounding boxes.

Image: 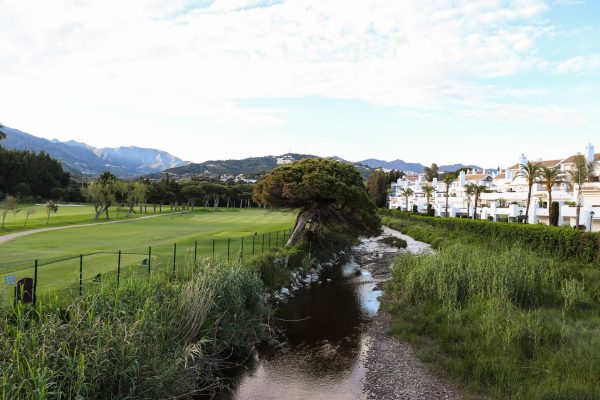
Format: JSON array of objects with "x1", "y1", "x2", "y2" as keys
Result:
[
  {"x1": 0, "y1": 258, "x2": 268, "y2": 400},
  {"x1": 383, "y1": 216, "x2": 600, "y2": 399}
]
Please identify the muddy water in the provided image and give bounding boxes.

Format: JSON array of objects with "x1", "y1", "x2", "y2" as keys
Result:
[{"x1": 219, "y1": 258, "x2": 382, "y2": 400}]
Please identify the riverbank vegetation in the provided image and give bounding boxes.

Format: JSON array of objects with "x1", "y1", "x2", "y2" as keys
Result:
[
  {"x1": 381, "y1": 212, "x2": 600, "y2": 399},
  {"x1": 1, "y1": 259, "x2": 268, "y2": 399}
]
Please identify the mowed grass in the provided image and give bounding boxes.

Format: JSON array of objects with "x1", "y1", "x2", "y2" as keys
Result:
[
  {"x1": 0, "y1": 208, "x2": 295, "y2": 300},
  {"x1": 0, "y1": 203, "x2": 173, "y2": 234}
]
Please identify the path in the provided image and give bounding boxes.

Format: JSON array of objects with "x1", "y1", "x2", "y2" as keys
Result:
[
  {"x1": 353, "y1": 227, "x2": 464, "y2": 400},
  {"x1": 0, "y1": 211, "x2": 187, "y2": 245}
]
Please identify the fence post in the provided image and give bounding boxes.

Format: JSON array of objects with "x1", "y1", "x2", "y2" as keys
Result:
[
  {"x1": 79, "y1": 254, "x2": 83, "y2": 296},
  {"x1": 33, "y1": 259, "x2": 38, "y2": 306},
  {"x1": 252, "y1": 234, "x2": 255, "y2": 255},
  {"x1": 241, "y1": 237, "x2": 244, "y2": 259},
  {"x1": 227, "y1": 238, "x2": 231, "y2": 261},
  {"x1": 173, "y1": 243, "x2": 177, "y2": 273},
  {"x1": 212, "y1": 239, "x2": 215, "y2": 259},
  {"x1": 262, "y1": 233, "x2": 265, "y2": 253},
  {"x1": 194, "y1": 241, "x2": 198, "y2": 263},
  {"x1": 148, "y1": 246, "x2": 152, "y2": 277},
  {"x1": 117, "y1": 250, "x2": 121, "y2": 288}
]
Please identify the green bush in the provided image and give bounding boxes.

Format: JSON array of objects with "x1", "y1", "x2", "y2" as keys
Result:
[
  {"x1": 379, "y1": 209, "x2": 600, "y2": 264},
  {"x1": 380, "y1": 236, "x2": 408, "y2": 249}
]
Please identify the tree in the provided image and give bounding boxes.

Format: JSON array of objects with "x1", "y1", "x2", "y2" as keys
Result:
[
  {"x1": 123, "y1": 182, "x2": 147, "y2": 217},
  {"x1": 442, "y1": 172, "x2": 456, "y2": 217},
  {"x1": 540, "y1": 166, "x2": 565, "y2": 226},
  {"x1": 0, "y1": 123, "x2": 5, "y2": 141},
  {"x1": 465, "y1": 183, "x2": 487, "y2": 220},
  {"x1": 515, "y1": 161, "x2": 542, "y2": 223},
  {"x1": 421, "y1": 184, "x2": 436, "y2": 215},
  {"x1": 1, "y1": 195, "x2": 17, "y2": 228},
  {"x1": 464, "y1": 183, "x2": 475, "y2": 218},
  {"x1": 423, "y1": 163, "x2": 439, "y2": 181},
  {"x1": 366, "y1": 169, "x2": 388, "y2": 208},
  {"x1": 399, "y1": 187, "x2": 414, "y2": 212},
  {"x1": 253, "y1": 158, "x2": 380, "y2": 247},
  {"x1": 24, "y1": 208, "x2": 36, "y2": 227},
  {"x1": 45, "y1": 201, "x2": 59, "y2": 224},
  {"x1": 84, "y1": 180, "x2": 116, "y2": 221},
  {"x1": 568, "y1": 154, "x2": 588, "y2": 229}
]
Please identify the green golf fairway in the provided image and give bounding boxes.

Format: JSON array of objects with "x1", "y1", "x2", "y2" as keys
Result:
[
  {"x1": 0, "y1": 208, "x2": 295, "y2": 300},
  {"x1": 0, "y1": 203, "x2": 174, "y2": 234}
]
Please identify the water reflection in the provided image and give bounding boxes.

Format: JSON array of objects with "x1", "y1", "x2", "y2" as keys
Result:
[{"x1": 220, "y1": 257, "x2": 381, "y2": 400}]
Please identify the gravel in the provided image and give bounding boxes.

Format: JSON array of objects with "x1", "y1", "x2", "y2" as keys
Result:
[{"x1": 353, "y1": 228, "x2": 464, "y2": 400}]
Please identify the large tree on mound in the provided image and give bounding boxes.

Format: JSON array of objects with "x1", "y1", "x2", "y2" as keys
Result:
[{"x1": 253, "y1": 158, "x2": 381, "y2": 247}]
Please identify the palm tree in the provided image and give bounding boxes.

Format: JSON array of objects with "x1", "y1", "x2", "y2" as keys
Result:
[
  {"x1": 540, "y1": 166, "x2": 565, "y2": 226},
  {"x1": 568, "y1": 154, "x2": 588, "y2": 229},
  {"x1": 466, "y1": 183, "x2": 488, "y2": 220},
  {"x1": 399, "y1": 187, "x2": 414, "y2": 212},
  {"x1": 464, "y1": 183, "x2": 475, "y2": 218},
  {"x1": 515, "y1": 161, "x2": 542, "y2": 223},
  {"x1": 422, "y1": 184, "x2": 436, "y2": 215},
  {"x1": 442, "y1": 172, "x2": 456, "y2": 217}
]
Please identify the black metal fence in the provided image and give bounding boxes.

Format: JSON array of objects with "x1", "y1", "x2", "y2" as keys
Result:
[{"x1": 3, "y1": 229, "x2": 292, "y2": 306}]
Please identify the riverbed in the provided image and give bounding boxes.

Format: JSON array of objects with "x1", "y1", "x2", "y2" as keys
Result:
[{"x1": 217, "y1": 228, "x2": 461, "y2": 400}]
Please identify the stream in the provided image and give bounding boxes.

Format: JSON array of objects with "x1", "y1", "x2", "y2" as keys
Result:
[{"x1": 216, "y1": 229, "x2": 432, "y2": 400}]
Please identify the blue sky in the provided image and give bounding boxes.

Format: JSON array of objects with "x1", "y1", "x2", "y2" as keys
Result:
[{"x1": 0, "y1": 0, "x2": 598, "y2": 167}]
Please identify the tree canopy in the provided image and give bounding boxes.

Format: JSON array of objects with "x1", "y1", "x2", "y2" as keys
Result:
[
  {"x1": 366, "y1": 169, "x2": 404, "y2": 208},
  {"x1": 253, "y1": 158, "x2": 380, "y2": 247}
]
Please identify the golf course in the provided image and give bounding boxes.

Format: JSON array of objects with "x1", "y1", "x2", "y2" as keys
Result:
[{"x1": 0, "y1": 208, "x2": 295, "y2": 302}]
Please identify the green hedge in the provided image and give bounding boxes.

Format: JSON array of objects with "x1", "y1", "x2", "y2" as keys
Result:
[{"x1": 380, "y1": 209, "x2": 600, "y2": 263}]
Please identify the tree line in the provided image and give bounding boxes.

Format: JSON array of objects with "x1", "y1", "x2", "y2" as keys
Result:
[
  {"x1": 0, "y1": 146, "x2": 70, "y2": 202},
  {"x1": 84, "y1": 172, "x2": 258, "y2": 221}
]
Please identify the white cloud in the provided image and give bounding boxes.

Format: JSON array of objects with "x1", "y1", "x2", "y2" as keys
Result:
[
  {"x1": 3, "y1": 0, "x2": 592, "y2": 158},
  {"x1": 555, "y1": 55, "x2": 600, "y2": 74}
]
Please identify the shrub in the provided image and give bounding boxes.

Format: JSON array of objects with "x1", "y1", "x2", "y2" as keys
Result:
[
  {"x1": 380, "y1": 236, "x2": 408, "y2": 249},
  {"x1": 379, "y1": 209, "x2": 600, "y2": 264}
]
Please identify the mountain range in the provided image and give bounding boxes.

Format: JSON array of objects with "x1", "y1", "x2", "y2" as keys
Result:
[
  {"x1": 161, "y1": 154, "x2": 374, "y2": 179},
  {"x1": 1, "y1": 126, "x2": 483, "y2": 179},
  {"x1": 358, "y1": 159, "x2": 482, "y2": 173},
  {"x1": 1, "y1": 126, "x2": 189, "y2": 178}
]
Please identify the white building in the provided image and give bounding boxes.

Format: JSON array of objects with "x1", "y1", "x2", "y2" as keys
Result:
[{"x1": 388, "y1": 144, "x2": 600, "y2": 232}]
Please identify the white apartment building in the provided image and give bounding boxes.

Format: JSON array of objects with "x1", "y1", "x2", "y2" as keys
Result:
[{"x1": 388, "y1": 144, "x2": 600, "y2": 232}]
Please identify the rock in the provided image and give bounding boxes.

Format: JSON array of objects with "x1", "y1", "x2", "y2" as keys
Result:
[
  {"x1": 326, "y1": 278, "x2": 332, "y2": 283},
  {"x1": 310, "y1": 274, "x2": 319, "y2": 282},
  {"x1": 290, "y1": 272, "x2": 298, "y2": 279},
  {"x1": 317, "y1": 281, "x2": 322, "y2": 285},
  {"x1": 280, "y1": 287, "x2": 290, "y2": 296}
]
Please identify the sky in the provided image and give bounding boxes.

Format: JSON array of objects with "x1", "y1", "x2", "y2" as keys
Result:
[{"x1": 1, "y1": 0, "x2": 599, "y2": 167}]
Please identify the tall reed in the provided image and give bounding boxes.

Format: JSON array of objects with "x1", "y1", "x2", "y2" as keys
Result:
[{"x1": 0, "y1": 259, "x2": 268, "y2": 399}]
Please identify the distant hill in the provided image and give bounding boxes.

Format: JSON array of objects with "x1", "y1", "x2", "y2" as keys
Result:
[
  {"x1": 2, "y1": 126, "x2": 189, "y2": 178},
  {"x1": 161, "y1": 154, "x2": 374, "y2": 179},
  {"x1": 359, "y1": 159, "x2": 482, "y2": 173}
]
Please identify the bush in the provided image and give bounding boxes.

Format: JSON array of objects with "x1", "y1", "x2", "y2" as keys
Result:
[
  {"x1": 380, "y1": 236, "x2": 408, "y2": 249},
  {"x1": 379, "y1": 209, "x2": 600, "y2": 264}
]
